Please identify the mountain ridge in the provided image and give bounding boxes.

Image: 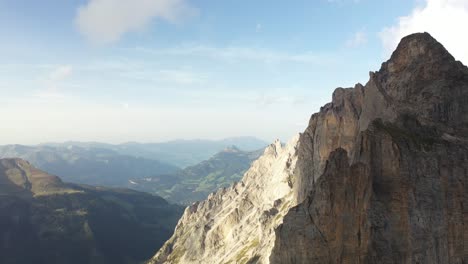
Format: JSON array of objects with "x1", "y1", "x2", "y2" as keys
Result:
[
  {"x1": 0, "y1": 158, "x2": 183, "y2": 264},
  {"x1": 38, "y1": 136, "x2": 268, "y2": 166},
  {"x1": 149, "y1": 32, "x2": 468, "y2": 263},
  {"x1": 0, "y1": 144, "x2": 179, "y2": 187},
  {"x1": 130, "y1": 146, "x2": 263, "y2": 204}
]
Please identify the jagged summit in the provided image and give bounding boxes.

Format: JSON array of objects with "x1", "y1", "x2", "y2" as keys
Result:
[
  {"x1": 149, "y1": 33, "x2": 468, "y2": 264},
  {"x1": 386, "y1": 32, "x2": 454, "y2": 68},
  {"x1": 376, "y1": 32, "x2": 467, "y2": 83}
]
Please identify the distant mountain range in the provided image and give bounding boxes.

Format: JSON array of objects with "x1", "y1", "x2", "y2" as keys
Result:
[
  {"x1": 0, "y1": 144, "x2": 179, "y2": 187},
  {"x1": 0, "y1": 158, "x2": 183, "y2": 264},
  {"x1": 40, "y1": 136, "x2": 268, "y2": 168},
  {"x1": 130, "y1": 146, "x2": 264, "y2": 204},
  {"x1": 0, "y1": 137, "x2": 268, "y2": 205}
]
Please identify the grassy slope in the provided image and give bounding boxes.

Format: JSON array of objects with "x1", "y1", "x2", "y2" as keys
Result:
[{"x1": 131, "y1": 147, "x2": 264, "y2": 205}]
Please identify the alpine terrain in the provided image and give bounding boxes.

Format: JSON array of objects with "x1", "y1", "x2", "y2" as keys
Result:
[
  {"x1": 130, "y1": 146, "x2": 263, "y2": 204},
  {"x1": 149, "y1": 33, "x2": 468, "y2": 263},
  {"x1": 0, "y1": 158, "x2": 183, "y2": 264}
]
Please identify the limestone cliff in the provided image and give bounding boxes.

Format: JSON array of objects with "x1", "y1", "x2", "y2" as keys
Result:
[
  {"x1": 150, "y1": 32, "x2": 468, "y2": 264},
  {"x1": 151, "y1": 138, "x2": 300, "y2": 263}
]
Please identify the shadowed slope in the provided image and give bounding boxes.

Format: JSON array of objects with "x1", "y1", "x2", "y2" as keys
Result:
[{"x1": 0, "y1": 158, "x2": 183, "y2": 264}]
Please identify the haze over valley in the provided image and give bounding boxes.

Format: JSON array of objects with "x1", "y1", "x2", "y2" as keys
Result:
[{"x1": 1, "y1": 0, "x2": 468, "y2": 264}]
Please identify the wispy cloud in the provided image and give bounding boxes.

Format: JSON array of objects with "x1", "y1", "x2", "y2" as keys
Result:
[
  {"x1": 134, "y1": 45, "x2": 333, "y2": 64},
  {"x1": 32, "y1": 91, "x2": 68, "y2": 100},
  {"x1": 254, "y1": 94, "x2": 308, "y2": 106},
  {"x1": 157, "y1": 69, "x2": 205, "y2": 85},
  {"x1": 49, "y1": 65, "x2": 73, "y2": 83},
  {"x1": 75, "y1": 0, "x2": 198, "y2": 44},
  {"x1": 119, "y1": 68, "x2": 206, "y2": 85},
  {"x1": 380, "y1": 0, "x2": 468, "y2": 64},
  {"x1": 346, "y1": 30, "x2": 367, "y2": 48},
  {"x1": 39, "y1": 65, "x2": 73, "y2": 96},
  {"x1": 81, "y1": 60, "x2": 206, "y2": 85}
]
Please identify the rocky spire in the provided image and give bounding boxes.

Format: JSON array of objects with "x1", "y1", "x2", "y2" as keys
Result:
[{"x1": 384, "y1": 32, "x2": 455, "y2": 72}]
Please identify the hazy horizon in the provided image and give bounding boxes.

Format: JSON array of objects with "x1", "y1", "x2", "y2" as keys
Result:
[
  {"x1": 1, "y1": 0, "x2": 467, "y2": 145},
  {"x1": 0, "y1": 136, "x2": 270, "y2": 146}
]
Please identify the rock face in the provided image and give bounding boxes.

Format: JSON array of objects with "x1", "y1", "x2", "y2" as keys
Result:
[
  {"x1": 151, "y1": 138, "x2": 300, "y2": 263},
  {"x1": 270, "y1": 32, "x2": 468, "y2": 264},
  {"x1": 150, "y1": 32, "x2": 468, "y2": 264},
  {"x1": 271, "y1": 120, "x2": 468, "y2": 263}
]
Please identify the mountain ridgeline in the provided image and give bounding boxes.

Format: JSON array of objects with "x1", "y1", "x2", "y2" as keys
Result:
[
  {"x1": 0, "y1": 159, "x2": 183, "y2": 264},
  {"x1": 0, "y1": 143, "x2": 265, "y2": 205},
  {"x1": 150, "y1": 33, "x2": 468, "y2": 263},
  {"x1": 0, "y1": 137, "x2": 267, "y2": 192},
  {"x1": 37, "y1": 136, "x2": 268, "y2": 167},
  {"x1": 0, "y1": 144, "x2": 179, "y2": 187},
  {"x1": 130, "y1": 146, "x2": 263, "y2": 204}
]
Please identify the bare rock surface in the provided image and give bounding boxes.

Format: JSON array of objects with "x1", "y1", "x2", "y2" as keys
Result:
[
  {"x1": 151, "y1": 137, "x2": 300, "y2": 263},
  {"x1": 150, "y1": 32, "x2": 468, "y2": 264},
  {"x1": 271, "y1": 118, "x2": 468, "y2": 263}
]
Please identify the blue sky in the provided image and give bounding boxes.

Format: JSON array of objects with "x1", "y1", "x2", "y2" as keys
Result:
[{"x1": 0, "y1": 0, "x2": 467, "y2": 144}]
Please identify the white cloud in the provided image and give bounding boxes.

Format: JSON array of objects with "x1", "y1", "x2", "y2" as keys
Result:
[
  {"x1": 75, "y1": 0, "x2": 197, "y2": 44},
  {"x1": 380, "y1": 0, "x2": 468, "y2": 64},
  {"x1": 346, "y1": 30, "x2": 367, "y2": 48}
]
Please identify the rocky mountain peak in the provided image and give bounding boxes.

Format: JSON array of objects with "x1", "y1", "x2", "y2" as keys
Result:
[
  {"x1": 384, "y1": 32, "x2": 454, "y2": 73},
  {"x1": 372, "y1": 33, "x2": 468, "y2": 106},
  {"x1": 150, "y1": 33, "x2": 468, "y2": 264}
]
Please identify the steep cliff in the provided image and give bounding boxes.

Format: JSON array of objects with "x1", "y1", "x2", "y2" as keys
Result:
[
  {"x1": 270, "y1": 32, "x2": 468, "y2": 264},
  {"x1": 151, "y1": 138, "x2": 300, "y2": 263},
  {"x1": 270, "y1": 118, "x2": 468, "y2": 263},
  {"x1": 150, "y1": 32, "x2": 468, "y2": 264}
]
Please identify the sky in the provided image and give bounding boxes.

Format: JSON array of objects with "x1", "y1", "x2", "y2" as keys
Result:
[{"x1": 0, "y1": 0, "x2": 467, "y2": 145}]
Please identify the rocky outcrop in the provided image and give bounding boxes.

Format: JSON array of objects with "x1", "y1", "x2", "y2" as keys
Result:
[
  {"x1": 270, "y1": 118, "x2": 468, "y2": 263},
  {"x1": 150, "y1": 32, "x2": 468, "y2": 264},
  {"x1": 293, "y1": 32, "x2": 468, "y2": 202},
  {"x1": 270, "y1": 32, "x2": 468, "y2": 264},
  {"x1": 151, "y1": 138, "x2": 300, "y2": 263}
]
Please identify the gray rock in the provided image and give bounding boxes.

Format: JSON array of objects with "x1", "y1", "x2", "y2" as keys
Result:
[{"x1": 150, "y1": 32, "x2": 468, "y2": 264}]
